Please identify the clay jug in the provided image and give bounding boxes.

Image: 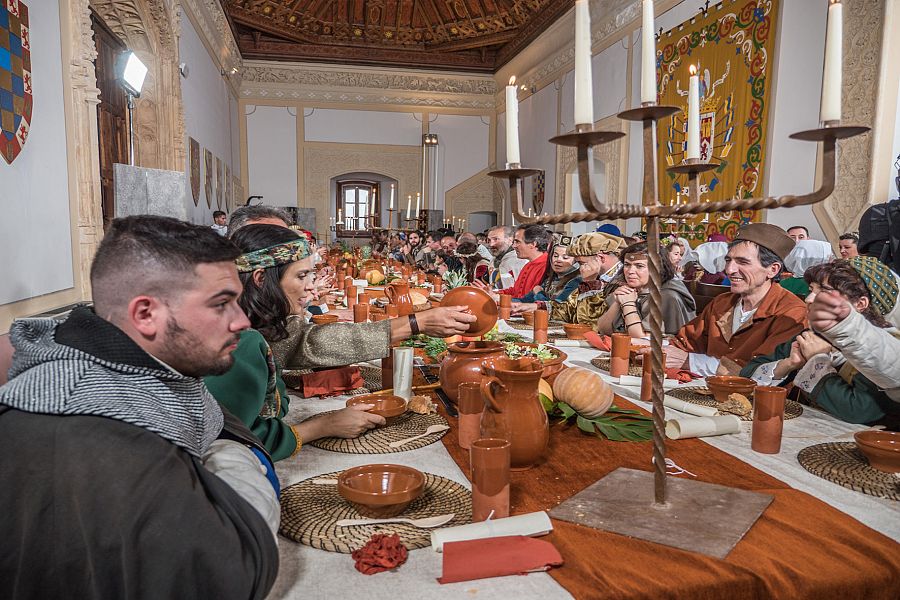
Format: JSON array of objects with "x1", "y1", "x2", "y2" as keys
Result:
[
  {"x1": 439, "y1": 341, "x2": 504, "y2": 404},
  {"x1": 384, "y1": 281, "x2": 414, "y2": 316},
  {"x1": 479, "y1": 356, "x2": 549, "y2": 470}
]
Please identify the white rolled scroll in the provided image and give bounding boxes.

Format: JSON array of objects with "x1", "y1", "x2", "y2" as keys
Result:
[
  {"x1": 392, "y1": 347, "x2": 414, "y2": 401},
  {"x1": 552, "y1": 339, "x2": 592, "y2": 348},
  {"x1": 663, "y1": 397, "x2": 718, "y2": 418},
  {"x1": 665, "y1": 415, "x2": 741, "y2": 440},
  {"x1": 430, "y1": 511, "x2": 553, "y2": 553}
]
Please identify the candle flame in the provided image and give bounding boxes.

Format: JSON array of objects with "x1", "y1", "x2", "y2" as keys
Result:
[
  {"x1": 829, "y1": 0, "x2": 840, "y2": 4},
  {"x1": 689, "y1": 64, "x2": 696, "y2": 75},
  {"x1": 509, "y1": 75, "x2": 516, "y2": 86}
]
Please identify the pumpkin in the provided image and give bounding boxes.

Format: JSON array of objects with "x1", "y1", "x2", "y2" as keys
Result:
[
  {"x1": 538, "y1": 378, "x2": 554, "y2": 404},
  {"x1": 551, "y1": 367, "x2": 614, "y2": 419}
]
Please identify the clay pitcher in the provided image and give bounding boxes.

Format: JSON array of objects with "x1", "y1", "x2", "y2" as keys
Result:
[
  {"x1": 439, "y1": 341, "x2": 504, "y2": 404},
  {"x1": 479, "y1": 357, "x2": 549, "y2": 470},
  {"x1": 384, "y1": 280, "x2": 414, "y2": 316}
]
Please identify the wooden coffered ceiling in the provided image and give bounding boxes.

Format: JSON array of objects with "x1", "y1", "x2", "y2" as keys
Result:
[{"x1": 223, "y1": 0, "x2": 573, "y2": 73}]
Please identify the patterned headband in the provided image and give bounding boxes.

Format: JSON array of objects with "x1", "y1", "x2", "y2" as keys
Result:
[{"x1": 235, "y1": 238, "x2": 311, "y2": 273}]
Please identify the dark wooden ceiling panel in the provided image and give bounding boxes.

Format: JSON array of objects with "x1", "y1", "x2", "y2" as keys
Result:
[{"x1": 224, "y1": 0, "x2": 572, "y2": 73}]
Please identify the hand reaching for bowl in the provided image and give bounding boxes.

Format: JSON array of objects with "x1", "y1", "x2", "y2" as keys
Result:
[
  {"x1": 510, "y1": 302, "x2": 538, "y2": 316},
  {"x1": 299, "y1": 405, "x2": 384, "y2": 442},
  {"x1": 416, "y1": 306, "x2": 478, "y2": 337}
]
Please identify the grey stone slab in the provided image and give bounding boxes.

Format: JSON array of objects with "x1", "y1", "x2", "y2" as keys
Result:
[{"x1": 114, "y1": 163, "x2": 188, "y2": 220}]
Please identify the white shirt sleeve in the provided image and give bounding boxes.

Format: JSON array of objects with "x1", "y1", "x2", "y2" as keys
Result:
[
  {"x1": 793, "y1": 354, "x2": 838, "y2": 394},
  {"x1": 748, "y1": 361, "x2": 782, "y2": 387},
  {"x1": 688, "y1": 353, "x2": 721, "y2": 377}
]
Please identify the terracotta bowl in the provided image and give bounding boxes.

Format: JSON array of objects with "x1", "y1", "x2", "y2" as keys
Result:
[
  {"x1": 563, "y1": 323, "x2": 593, "y2": 340},
  {"x1": 337, "y1": 464, "x2": 426, "y2": 518},
  {"x1": 346, "y1": 394, "x2": 407, "y2": 426},
  {"x1": 854, "y1": 431, "x2": 900, "y2": 473},
  {"x1": 441, "y1": 285, "x2": 499, "y2": 336},
  {"x1": 706, "y1": 375, "x2": 757, "y2": 403},
  {"x1": 507, "y1": 342, "x2": 568, "y2": 383},
  {"x1": 522, "y1": 311, "x2": 535, "y2": 326},
  {"x1": 310, "y1": 314, "x2": 339, "y2": 325}
]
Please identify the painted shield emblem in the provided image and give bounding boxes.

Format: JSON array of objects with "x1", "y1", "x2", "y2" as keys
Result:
[
  {"x1": 189, "y1": 137, "x2": 200, "y2": 206},
  {"x1": 215, "y1": 156, "x2": 224, "y2": 209},
  {"x1": 204, "y1": 149, "x2": 213, "y2": 209},
  {"x1": 0, "y1": 0, "x2": 32, "y2": 165}
]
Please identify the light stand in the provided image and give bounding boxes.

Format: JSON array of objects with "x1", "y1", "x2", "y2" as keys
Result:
[{"x1": 118, "y1": 51, "x2": 147, "y2": 167}]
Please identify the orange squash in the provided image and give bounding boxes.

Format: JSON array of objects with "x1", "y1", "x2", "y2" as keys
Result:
[{"x1": 551, "y1": 367, "x2": 614, "y2": 419}]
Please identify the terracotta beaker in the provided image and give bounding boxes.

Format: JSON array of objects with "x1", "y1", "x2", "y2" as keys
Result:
[
  {"x1": 353, "y1": 303, "x2": 369, "y2": 323},
  {"x1": 470, "y1": 438, "x2": 511, "y2": 521},
  {"x1": 480, "y1": 356, "x2": 549, "y2": 470},
  {"x1": 751, "y1": 386, "x2": 786, "y2": 454},
  {"x1": 610, "y1": 333, "x2": 630, "y2": 377},
  {"x1": 640, "y1": 350, "x2": 665, "y2": 402},
  {"x1": 385, "y1": 281, "x2": 414, "y2": 316},
  {"x1": 432, "y1": 277, "x2": 444, "y2": 294},
  {"x1": 457, "y1": 382, "x2": 484, "y2": 450},
  {"x1": 498, "y1": 295, "x2": 512, "y2": 320},
  {"x1": 533, "y1": 308, "x2": 549, "y2": 344},
  {"x1": 417, "y1": 271, "x2": 426, "y2": 285}
]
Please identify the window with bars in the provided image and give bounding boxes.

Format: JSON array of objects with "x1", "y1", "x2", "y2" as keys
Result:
[{"x1": 336, "y1": 180, "x2": 379, "y2": 237}]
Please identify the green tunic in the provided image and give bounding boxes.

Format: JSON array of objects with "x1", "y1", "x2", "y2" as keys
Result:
[
  {"x1": 205, "y1": 329, "x2": 298, "y2": 461},
  {"x1": 779, "y1": 277, "x2": 810, "y2": 300},
  {"x1": 740, "y1": 337, "x2": 900, "y2": 425}
]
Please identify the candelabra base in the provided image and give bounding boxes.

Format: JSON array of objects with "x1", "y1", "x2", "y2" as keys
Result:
[
  {"x1": 668, "y1": 158, "x2": 721, "y2": 176},
  {"x1": 549, "y1": 129, "x2": 626, "y2": 148},
  {"x1": 617, "y1": 104, "x2": 681, "y2": 122},
  {"x1": 487, "y1": 166, "x2": 543, "y2": 179},
  {"x1": 550, "y1": 467, "x2": 773, "y2": 559},
  {"x1": 789, "y1": 124, "x2": 870, "y2": 142}
]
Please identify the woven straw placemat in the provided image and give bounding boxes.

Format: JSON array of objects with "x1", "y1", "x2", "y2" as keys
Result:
[
  {"x1": 797, "y1": 442, "x2": 900, "y2": 501},
  {"x1": 309, "y1": 411, "x2": 449, "y2": 454},
  {"x1": 279, "y1": 470, "x2": 473, "y2": 552},
  {"x1": 590, "y1": 357, "x2": 642, "y2": 377},
  {"x1": 504, "y1": 318, "x2": 566, "y2": 331},
  {"x1": 666, "y1": 387, "x2": 803, "y2": 421},
  {"x1": 358, "y1": 364, "x2": 383, "y2": 392}
]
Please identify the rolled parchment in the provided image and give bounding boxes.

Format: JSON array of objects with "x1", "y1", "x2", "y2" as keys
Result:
[
  {"x1": 618, "y1": 375, "x2": 682, "y2": 390},
  {"x1": 663, "y1": 397, "x2": 718, "y2": 417},
  {"x1": 392, "y1": 347, "x2": 414, "y2": 401},
  {"x1": 665, "y1": 415, "x2": 741, "y2": 440},
  {"x1": 552, "y1": 339, "x2": 592, "y2": 348},
  {"x1": 431, "y1": 511, "x2": 553, "y2": 552}
]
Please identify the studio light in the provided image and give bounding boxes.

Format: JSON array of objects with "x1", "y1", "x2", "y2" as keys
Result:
[{"x1": 118, "y1": 51, "x2": 148, "y2": 166}]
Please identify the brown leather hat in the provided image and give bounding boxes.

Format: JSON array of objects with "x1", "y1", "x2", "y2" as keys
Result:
[{"x1": 732, "y1": 223, "x2": 795, "y2": 261}]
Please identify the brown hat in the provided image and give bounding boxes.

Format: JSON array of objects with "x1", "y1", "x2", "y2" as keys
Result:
[
  {"x1": 732, "y1": 223, "x2": 795, "y2": 261},
  {"x1": 568, "y1": 232, "x2": 626, "y2": 257}
]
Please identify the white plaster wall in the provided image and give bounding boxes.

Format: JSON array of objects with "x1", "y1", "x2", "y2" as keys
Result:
[
  {"x1": 179, "y1": 12, "x2": 240, "y2": 224},
  {"x1": 431, "y1": 113, "x2": 489, "y2": 208},
  {"x1": 305, "y1": 109, "x2": 421, "y2": 146},
  {"x1": 246, "y1": 105, "x2": 297, "y2": 206},
  {"x1": 520, "y1": 85, "x2": 559, "y2": 215},
  {"x1": 0, "y1": 0, "x2": 74, "y2": 305},
  {"x1": 890, "y1": 75, "x2": 900, "y2": 202}
]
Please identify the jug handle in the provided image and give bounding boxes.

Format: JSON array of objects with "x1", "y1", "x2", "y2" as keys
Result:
[
  {"x1": 384, "y1": 285, "x2": 395, "y2": 303},
  {"x1": 480, "y1": 376, "x2": 505, "y2": 414}
]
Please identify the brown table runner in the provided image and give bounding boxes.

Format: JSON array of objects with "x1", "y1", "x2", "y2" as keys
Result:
[{"x1": 436, "y1": 397, "x2": 900, "y2": 599}]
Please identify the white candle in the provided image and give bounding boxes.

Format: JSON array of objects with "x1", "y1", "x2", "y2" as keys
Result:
[
  {"x1": 371, "y1": 189, "x2": 377, "y2": 217},
  {"x1": 416, "y1": 192, "x2": 421, "y2": 215},
  {"x1": 641, "y1": 0, "x2": 656, "y2": 104},
  {"x1": 338, "y1": 208, "x2": 343, "y2": 223},
  {"x1": 574, "y1": 0, "x2": 594, "y2": 125},
  {"x1": 686, "y1": 65, "x2": 700, "y2": 160},
  {"x1": 406, "y1": 195, "x2": 412, "y2": 219},
  {"x1": 390, "y1": 184, "x2": 395, "y2": 209},
  {"x1": 820, "y1": 0, "x2": 842, "y2": 123},
  {"x1": 505, "y1": 77, "x2": 521, "y2": 165}
]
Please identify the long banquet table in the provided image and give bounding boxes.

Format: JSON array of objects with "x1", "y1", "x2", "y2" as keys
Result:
[{"x1": 270, "y1": 321, "x2": 900, "y2": 599}]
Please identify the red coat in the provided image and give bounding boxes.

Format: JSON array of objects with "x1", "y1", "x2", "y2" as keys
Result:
[
  {"x1": 500, "y1": 253, "x2": 548, "y2": 299},
  {"x1": 672, "y1": 282, "x2": 808, "y2": 366}
]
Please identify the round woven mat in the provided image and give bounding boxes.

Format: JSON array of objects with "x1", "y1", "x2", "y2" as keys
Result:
[
  {"x1": 358, "y1": 364, "x2": 383, "y2": 392},
  {"x1": 280, "y1": 470, "x2": 473, "y2": 552},
  {"x1": 590, "y1": 357, "x2": 642, "y2": 377},
  {"x1": 504, "y1": 318, "x2": 566, "y2": 331},
  {"x1": 797, "y1": 442, "x2": 900, "y2": 501},
  {"x1": 666, "y1": 387, "x2": 803, "y2": 421},
  {"x1": 309, "y1": 411, "x2": 449, "y2": 454}
]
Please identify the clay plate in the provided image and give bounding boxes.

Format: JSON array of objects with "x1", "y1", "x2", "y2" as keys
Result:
[
  {"x1": 346, "y1": 394, "x2": 407, "y2": 426},
  {"x1": 706, "y1": 375, "x2": 756, "y2": 403},
  {"x1": 441, "y1": 285, "x2": 499, "y2": 336},
  {"x1": 854, "y1": 430, "x2": 900, "y2": 473},
  {"x1": 337, "y1": 464, "x2": 426, "y2": 518}
]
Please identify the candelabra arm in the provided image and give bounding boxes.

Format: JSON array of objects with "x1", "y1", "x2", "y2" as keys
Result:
[{"x1": 508, "y1": 176, "x2": 537, "y2": 224}]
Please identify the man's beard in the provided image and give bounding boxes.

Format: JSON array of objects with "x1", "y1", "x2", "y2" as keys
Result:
[
  {"x1": 490, "y1": 243, "x2": 509, "y2": 257},
  {"x1": 160, "y1": 316, "x2": 239, "y2": 377}
]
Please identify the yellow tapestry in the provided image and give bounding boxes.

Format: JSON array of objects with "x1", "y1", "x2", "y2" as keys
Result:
[{"x1": 656, "y1": 0, "x2": 779, "y2": 242}]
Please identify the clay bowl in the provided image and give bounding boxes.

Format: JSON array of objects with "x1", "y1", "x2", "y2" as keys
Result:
[
  {"x1": 706, "y1": 375, "x2": 757, "y2": 403},
  {"x1": 854, "y1": 431, "x2": 900, "y2": 473},
  {"x1": 507, "y1": 342, "x2": 568, "y2": 383},
  {"x1": 522, "y1": 311, "x2": 535, "y2": 326},
  {"x1": 337, "y1": 464, "x2": 426, "y2": 518},
  {"x1": 441, "y1": 285, "x2": 499, "y2": 336},
  {"x1": 563, "y1": 323, "x2": 592, "y2": 340},
  {"x1": 346, "y1": 394, "x2": 407, "y2": 426},
  {"x1": 310, "y1": 314, "x2": 339, "y2": 325}
]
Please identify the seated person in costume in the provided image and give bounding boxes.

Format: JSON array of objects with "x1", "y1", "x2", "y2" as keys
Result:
[
  {"x1": 516, "y1": 235, "x2": 581, "y2": 303},
  {"x1": 666, "y1": 223, "x2": 808, "y2": 375},
  {"x1": 683, "y1": 234, "x2": 730, "y2": 284},
  {"x1": 204, "y1": 225, "x2": 387, "y2": 461},
  {"x1": 511, "y1": 231, "x2": 626, "y2": 326},
  {"x1": 485, "y1": 225, "x2": 529, "y2": 290},
  {"x1": 0, "y1": 216, "x2": 278, "y2": 599},
  {"x1": 741, "y1": 257, "x2": 900, "y2": 425},
  {"x1": 474, "y1": 224, "x2": 551, "y2": 299},
  {"x1": 665, "y1": 236, "x2": 687, "y2": 280},
  {"x1": 595, "y1": 241, "x2": 696, "y2": 336},
  {"x1": 779, "y1": 239, "x2": 834, "y2": 300},
  {"x1": 454, "y1": 241, "x2": 491, "y2": 284}
]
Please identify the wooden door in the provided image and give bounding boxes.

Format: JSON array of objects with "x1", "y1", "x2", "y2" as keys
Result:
[{"x1": 91, "y1": 12, "x2": 129, "y2": 229}]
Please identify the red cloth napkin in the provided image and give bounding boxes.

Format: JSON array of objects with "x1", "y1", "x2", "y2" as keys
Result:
[
  {"x1": 351, "y1": 533, "x2": 408, "y2": 575},
  {"x1": 299, "y1": 366, "x2": 364, "y2": 398},
  {"x1": 583, "y1": 331, "x2": 612, "y2": 351},
  {"x1": 665, "y1": 368, "x2": 702, "y2": 383},
  {"x1": 438, "y1": 536, "x2": 564, "y2": 584}
]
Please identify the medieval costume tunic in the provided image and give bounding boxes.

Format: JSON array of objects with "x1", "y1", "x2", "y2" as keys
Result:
[
  {"x1": 498, "y1": 252, "x2": 548, "y2": 298},
  {"x1": 490, "y1": 246, "x2": 529, "y2": 289},
  {"x1": 609, "y1": 278, "x2": 697, "y2": 335},
  {"x1": 517, "y1": 266, "x2": 581, "y2": 303},
  {"x1": 0, "y1": 307, "x2": 279, "y2": 600}
]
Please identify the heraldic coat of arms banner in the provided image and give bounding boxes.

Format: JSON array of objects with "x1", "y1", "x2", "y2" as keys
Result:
[{"x1": 0, "y1": 0, "x2": 32, "y2": 165}]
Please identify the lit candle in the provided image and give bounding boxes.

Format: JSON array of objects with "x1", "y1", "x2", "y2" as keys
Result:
[
  {"x1": 641, "y1": 0, "x2": 656, "y2": 104},
  {"x1": 406, "y1": 195, "x2": 412, "y2": 219},
  {"x1": 820, "y1": 0, "x2": 842, "y2": 123},
  {"x1": 505, "y1": 76, "x2": 521, "y2": 165},
  {"x1": 389, "y1": 184, "x2": 395, "y2": 209},
  {"x1": 416, "y1": 192, "x2": 421, "y2": 215},
  {"x1": 686, "y1": 65, "x2": 700, "y2": 160},
  {"x1": 338, "y1": 208, "x2": 343, "y2": 223},
  {"x1": 574, "y1": 0, "x2": 594, "y2": 125},
  {"x1": 371, "y1": 188, "x2": 377, "y2": 217}
]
